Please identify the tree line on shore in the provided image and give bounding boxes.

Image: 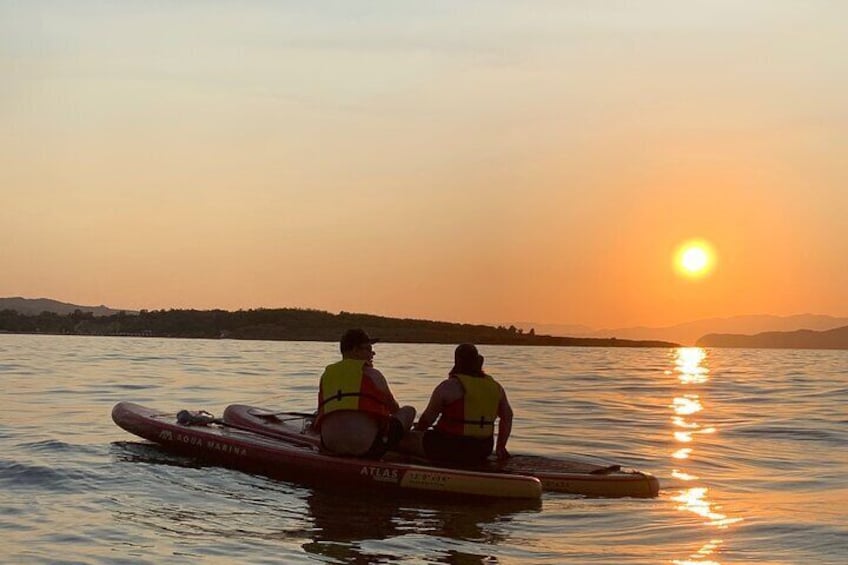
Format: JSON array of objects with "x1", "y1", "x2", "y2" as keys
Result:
[{"x1": 0, "y1": 307, "x2": 678, "y2": 347}]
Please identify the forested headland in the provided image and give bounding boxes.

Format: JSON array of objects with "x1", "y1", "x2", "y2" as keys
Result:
[{"x1": 0, "y1": 307, "x2": 678, "y2": 348}]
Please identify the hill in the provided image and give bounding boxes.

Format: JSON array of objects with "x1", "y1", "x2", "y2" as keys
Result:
[
  {"x1": 517, "y1": 314, "x2": 848, "y2": 346},
  {"x1": 0, "y1": 306, "x2": 678, "y2": 348},
  {"x1": 0, "y1": 297, "x2": 133, "y2": 317},
  {"x1": 696, "y1": 325, "x2": 848, "y2": 350}
]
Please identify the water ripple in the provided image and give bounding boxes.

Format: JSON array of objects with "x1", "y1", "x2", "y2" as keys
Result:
[{"x1": 0, "y1": 336, "x2": 846, "y2": 564}]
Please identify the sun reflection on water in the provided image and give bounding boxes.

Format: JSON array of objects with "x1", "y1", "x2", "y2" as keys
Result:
[
  {"x1": 670, "y1": 347, "x2": 743, "y2": 564},
  {"x1": 675, "y1": 347, "x2": 710, "y2": 384},
  {"x1": 672, "y1": 469, "x2": 699, "y2": 481},
  {"x1": 673, "y1": 538, "x2": 724, "y2": 565},
  {"x1": 672, "y1": 447, "x2": 693, "y2": 459},
  {"x1": 673, "y1": 395, "x2": 703, "y2": 416},
  {"x1": 672, "y1": 488, "x2": 743, "y2": 528}
]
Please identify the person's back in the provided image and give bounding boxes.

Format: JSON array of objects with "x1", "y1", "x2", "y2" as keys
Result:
[
  {"x1": 434, "y1": 371, "x2": 502, "y2": 439},
  {"x1": 315, "y1": 329, "x2": 415, "y2": 458},
  {"x1": 319, "y1": 410, "x2": 381, "y2": 456},
  {"x1": 399, "y1": 344, "x2": 513, "y2": 466}
]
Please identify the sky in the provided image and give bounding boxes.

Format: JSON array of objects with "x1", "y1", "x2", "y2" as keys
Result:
[{"x1": 1, "y1": 1, "x2": 846, "y2": 329}]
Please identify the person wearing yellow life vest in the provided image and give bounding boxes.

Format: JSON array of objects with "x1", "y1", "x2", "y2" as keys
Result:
[
  {"x1": 399, "y1": 344, "x2": 513, "y2": 466},
  {"x1": 316, "y1": 328, "x2": 416, "y2": 458}
]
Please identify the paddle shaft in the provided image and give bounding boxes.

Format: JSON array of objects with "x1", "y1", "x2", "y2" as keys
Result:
[{"x1": 250, "y1": 410, "x2": 317, "y2": 419}]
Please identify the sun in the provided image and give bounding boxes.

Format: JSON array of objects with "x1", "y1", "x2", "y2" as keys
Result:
[{"x1": 674, "y1": 240, "x2": 715, "y2": 278}]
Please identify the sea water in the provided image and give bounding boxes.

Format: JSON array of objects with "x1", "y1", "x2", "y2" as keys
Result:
[{"x1": 0, "y1": 334, "x2": 845, "y2": 564}]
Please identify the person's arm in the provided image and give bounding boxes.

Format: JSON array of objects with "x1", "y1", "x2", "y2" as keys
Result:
[
  {"x1": 365, "y1": 367, "x2": 400, "y2": 413},
  {"x1": 495, "y1": 386, "x2": 513, "y2": 460},
  {"x1": 414, "y1": 380, "x2": 452, "y2": 430}
]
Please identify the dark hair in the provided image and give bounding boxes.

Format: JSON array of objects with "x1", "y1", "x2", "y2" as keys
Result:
[
  {"x1": 340, "y1": 328, "x2": 378, "y2": 354},
  {"x1": 450, "y1": 343, "x2": 486, "y2": 377}
]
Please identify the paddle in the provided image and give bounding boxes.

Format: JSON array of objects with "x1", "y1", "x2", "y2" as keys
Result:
[
  {"x1": 589, "y1": 464, "x2": 622, "y2": 475},
  {"x1": 176, "y1": 408, "x2": 315, "y2": 426},
  {"x1": 247, "y1": 408, "x2": 317, "y2": 420}
]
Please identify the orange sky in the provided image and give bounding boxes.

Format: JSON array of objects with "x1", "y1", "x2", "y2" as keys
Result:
[{"x1": 2, "y1": 3, "x2": 846, "y2": 328}]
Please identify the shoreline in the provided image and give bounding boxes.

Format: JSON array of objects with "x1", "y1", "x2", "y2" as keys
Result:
[{"x1": 0, "y1": 329, "x2": 679, "y2": 348}]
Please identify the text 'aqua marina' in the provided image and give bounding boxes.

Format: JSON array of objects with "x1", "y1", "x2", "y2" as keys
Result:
[{"x1": 158, "y1": 429, "x2": 247, "y2": 457}]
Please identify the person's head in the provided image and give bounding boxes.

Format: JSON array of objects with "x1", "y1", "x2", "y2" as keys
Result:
[
  {"x1": 451, "y1": 343, "x2": 485, "y2": 376},
  {"x1": 340, "y1": 328, "x2": 378, "y2": 361}
]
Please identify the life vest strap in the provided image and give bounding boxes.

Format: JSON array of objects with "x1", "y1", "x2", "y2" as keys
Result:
[
  {"x1": 440, "y1": 415, "x2": 495, "y2": 428},
  {"x1": 319, "y1": 390, "x2": 390, "y2": 409}
]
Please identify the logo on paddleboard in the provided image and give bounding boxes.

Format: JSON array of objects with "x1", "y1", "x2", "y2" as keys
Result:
[
  {"x1": 405, "y1": 471, "x2": 449, "y2": 486},
  {"x1": 360, "y1": 466, "x2": 399, "y2": 483},
  {"x1": 157, "y1": 429, "x2": 247, "y2": 456}
]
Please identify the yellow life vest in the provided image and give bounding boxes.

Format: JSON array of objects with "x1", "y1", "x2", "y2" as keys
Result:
[
  {"x1": 317, "y1": 359, "x2": 391, "y2": 427},
  {"x1": 435, "y1": 373, "x2": 501, "y2": 438}
]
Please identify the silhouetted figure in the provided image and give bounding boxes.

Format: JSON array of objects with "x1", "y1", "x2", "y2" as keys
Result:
[
  {"x1": 314, "y1": 329, "x2": 415, "y2": 458},
  {"x1": 400, "y1": 344, "x2": 513, "y2": 466}
]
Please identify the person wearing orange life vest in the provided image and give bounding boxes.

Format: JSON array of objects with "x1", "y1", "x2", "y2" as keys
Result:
[
  {"x1": 316, "y1": 328, "x2": 416, "y2": 458},
  {"x1": 399, "y1": 344, "x2": 513, "y2": 466}
]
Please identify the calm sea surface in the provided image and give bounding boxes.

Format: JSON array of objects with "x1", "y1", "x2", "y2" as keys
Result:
[{"x1": 1, "y1": 334, "x2": 845, "y2": 564}]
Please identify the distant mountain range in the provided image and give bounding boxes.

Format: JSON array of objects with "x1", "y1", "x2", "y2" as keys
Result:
[
  {"x1": 697, "y1": 325, "x2": 848, "y2": 349},
  {"x1": 516, "y1": 314, "x2": 848, "y2": 346},
  {"x1": 0, "y1": 297, "x2": 133, "y2": 317}
]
